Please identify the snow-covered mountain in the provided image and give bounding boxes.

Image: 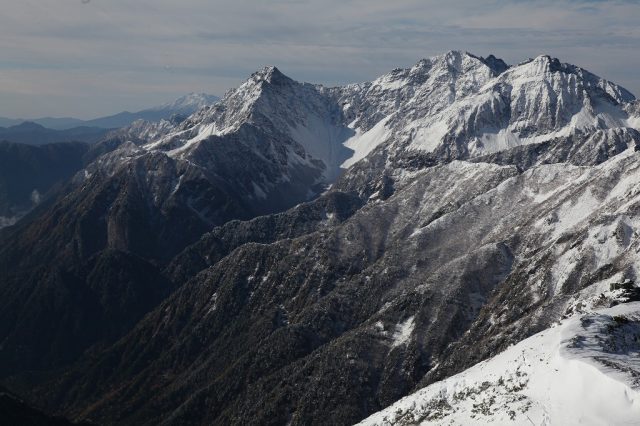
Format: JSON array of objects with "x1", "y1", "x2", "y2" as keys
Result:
[
  {"x1": 3, "y1": 51, "x2": 640, "y2": 426},
  {"x1": 331, "y1": 52, "x2": 638, "y2": 195},
  {"x1": 107, "y1": 51, "x2": 637, "y2": 207},
  {"x1": 135, "y1": 53, "x2": 503, "y2": 174},
  {"x1": 143, "y1": 67, "x2": 353, "y2": 181}
]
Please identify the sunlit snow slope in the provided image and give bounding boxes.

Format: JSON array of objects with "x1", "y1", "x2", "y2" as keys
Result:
[{"x1": 359, "y1": 302, "x2": 640, "y2": 426}]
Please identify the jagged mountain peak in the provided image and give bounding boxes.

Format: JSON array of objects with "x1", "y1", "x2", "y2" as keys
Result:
[
  {"x1": 406, "y1": 51, "x2": 509, "y2": 79},
  {"x1": 519, "y1": 53, "x2": 578, "y2": 70},
  {"x1": 503, "y1": 54, "x2": 635, "y2": 103},
  {"x1": 143, "y1": 63, "x2": 349, "y2": 180},
  {"x1": 338, "y1": 51, "x2": 499, "y2": 140},
  {"x1": 413, "y1": 49, "x2": 467, "y2": 67},
  {"x1": 409, "y1": 50, "x2": 492, "y2": 77},
  {"x1": 383, "y1": 52, "x2": 639, "y2": 164},
  {"x1": 76, "y1": 51, "x2": 640, "y2": 232},
  {"x1": 478, "y1": 54, "x2": 510, "y2": 74},
  {"x1": 250, "y1": 65, "x2": 291, "y2": 84}
]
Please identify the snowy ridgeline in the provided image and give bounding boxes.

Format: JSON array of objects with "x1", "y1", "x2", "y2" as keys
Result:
[
  {"x1": 359, "y1": 302, "x2": 640, "y2": 426},
  {"x1": 81, "y1": 51, "x2": 640, "y2": 227},
  {"x1": 116, "y1": 51, "x2": 640, "y2": 191}
]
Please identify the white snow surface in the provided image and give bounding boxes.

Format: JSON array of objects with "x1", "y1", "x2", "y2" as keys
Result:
[
  {"x1": 342, "y1": 116, "x2": 393, "y2": 168},
  {"x1": 627, "y1": 114, "x2": 640, "y2": 130},
  {"x1": 359, "y1": 303, "x2": 640, "y2": 426},
  {"x1": 391, "y1": 316, "x2": 416, "y2": 348},
  {"x1": 405, "y1": 54, "x2": 635, "y2": 156}
]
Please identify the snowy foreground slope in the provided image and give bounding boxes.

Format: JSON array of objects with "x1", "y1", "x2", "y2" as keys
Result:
[{"x1": 359, "y1": 302, "x2": 640, "y2": 426}]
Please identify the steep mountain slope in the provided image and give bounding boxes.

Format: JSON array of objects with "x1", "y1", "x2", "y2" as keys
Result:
[
  {"x1": 359, "y1": 302, "x2": 640, "y2": 425},
  {"x1": 0, "y1": 147, "x2": 253, "y2": 376},
  {"x1": 145, "y1": 67, "x2": 352, "y2": 181},
  {"x1": 334, "y1": 52, "x2": 637, "y2": 196},
  {"x1": 0, "y1": 68, "x2": 342, "y2": 380},
  {"x1": 38, "y1": 160, "x2": 519, "y2": 425},
  {"x1": 405, "y1": 55, "x2": 634, "y2": 155},
  {"x1": 97, "y1": 51, "x2": 639, "y2": 199},
  {"x1": 40, "y1": 146, "x2": 640, "y2": 425},
  {"x1": 3, "y1": 51, "x2": 640, "y2": 425},
  {"x1": 333, "y1": 51, "x2": 503, "y2": 168},
  {"x1": 165, "y1": 190, "x2": 365, "y2": 285}
]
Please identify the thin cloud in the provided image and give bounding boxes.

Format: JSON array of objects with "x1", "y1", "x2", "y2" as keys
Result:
[{"x1": 1, "y1": 0, "x2": 639, "y2": 118}]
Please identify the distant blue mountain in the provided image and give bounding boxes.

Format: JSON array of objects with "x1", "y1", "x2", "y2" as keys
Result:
[
  {"x1": 0, "y1": 122, "x2": 109, "y2": 145},
  {"x1": 0, "y1": 93, "x2": 219, "y2": 130}
]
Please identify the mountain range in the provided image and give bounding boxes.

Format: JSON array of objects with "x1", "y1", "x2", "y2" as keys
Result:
[
  {"x1": 0, "y1": 93, "x2": 220, "y2": 130},
  {"x1": 0, "y1": 93, "x2": 221, "y2": 230},
  {"x1": 0, "y1": 122, "x2": 110, "y2": 146},
  {"x1": 1, "y1": 51, "x2": 640, "y2": 425}
]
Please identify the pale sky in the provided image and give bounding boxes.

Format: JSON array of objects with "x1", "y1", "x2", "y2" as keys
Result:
[{"x1": 1, "y1": 0, "x2": 639, "y2": 119}]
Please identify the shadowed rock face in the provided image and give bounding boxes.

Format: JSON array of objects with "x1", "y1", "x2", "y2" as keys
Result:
[
  {"x1": 2, "y1": 52, "x2": 640, "y2": 425},
  {"x1": 34, "y1": 161, "x2": 519, "y2": 425}
]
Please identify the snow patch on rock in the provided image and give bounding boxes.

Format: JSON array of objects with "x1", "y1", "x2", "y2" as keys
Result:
[{"x1": 391, "y1": 316, "x2": 415, "y2": 347}]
